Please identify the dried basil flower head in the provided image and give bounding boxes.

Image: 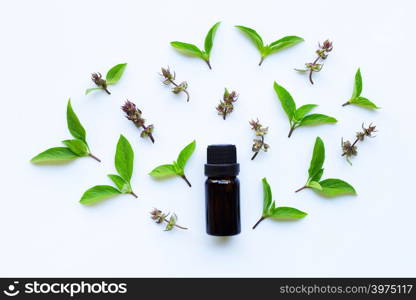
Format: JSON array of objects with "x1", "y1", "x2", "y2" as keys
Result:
[
  {"x1": 249, "y1": 119, "x2": 269, "y2": 160},
  {"x1": 342, "y1": 123, "x2": 377, "y2": 165},
  {"x1": 150, "y1": 208, "x2": 187, "y2": 231},
  {"x1": 295, "y1": 39, "x2": 333, "y2": 84},
  {"x1": 160, "y1": 67, "x2": 190, "y2": 102},
  {"x1": 121, "y1": 100, "x2": 155, "y2": 143},
  {"x1": 216, "y1": 88, "x2": 238, "y2": 120}
]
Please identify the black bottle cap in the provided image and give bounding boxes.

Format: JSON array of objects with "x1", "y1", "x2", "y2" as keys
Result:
[{"x1": 205, "y1": 144, "x2": 239, "y2": 177}]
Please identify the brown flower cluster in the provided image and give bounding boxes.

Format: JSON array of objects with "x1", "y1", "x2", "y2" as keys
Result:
[
  {"x1": 91, "y1": 72, "x2": 110, "y2": 94},
  {"x1": 296, "y1": 39, "x2": 333, "y2": 84},
  {"x1": 160, "y1": 67, "x2": 190, "y2": 102},
  {"x1": 249, "y1": 119, "x2": 269, "y2": 160},
  {"x1": 150, "y1": 208, "x2": 187, "y2": 231},
  {"x1": 342, "y1": 123, "x2": 377, "y2": 164},
  {"x1": 121, "y1": 100, "x2": 155, "y2": 143},
  {"x1": 216, "y1": 88, "x2": 238, "y2": 120}
]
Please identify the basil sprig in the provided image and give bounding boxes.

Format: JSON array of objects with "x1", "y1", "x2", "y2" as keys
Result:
[
  {"x1": 149, "y1": 140, "x2": 196, "y2": 187},
  {"x1": 274, "y1": 82, "x2": 337, "y2": 137},
  {"x1": 342, "y1": 68, "x2": 379, "y2": 109},
  {"x1": 171, "y1": 22, "x2": 220, "y2": 69},
  {"x1": 80, "y1": 135, "x2": 137, "y2": 205},
  {"x1": 296, "y1": 137, "x2": 357, "y2": 197},
  {"x1": 31, "y1": 100, "x2": 101, "y2": 164},
  {"x1": 253, "y1": 178, "x2": 307, "y2": 229},
  {"x1": 235, "y1": 25, "x2": 303, "y2": 66}
]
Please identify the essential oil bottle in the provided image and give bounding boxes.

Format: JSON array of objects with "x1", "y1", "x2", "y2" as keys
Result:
[{"x1": 204, "y1": 144, "x2": 240, "y2": 236}]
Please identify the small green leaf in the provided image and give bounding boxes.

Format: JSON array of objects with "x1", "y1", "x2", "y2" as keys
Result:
[
  {"x1": 107, "y1": 174, "x2": 132, "y2": 193},
  {"x1": 273, "y1": 82, "x2": 296, "y2": 121},
  {"x1": 62, "y1": 139, "x2": 89, "y2": 156},
  {"x1": 269, "y1": 206, "x2": 307, "y2": 220},
  {"x1": 80, "y1": 185, "x2": 121, "y2": 205},
  {"x1": 308, "y1": 137, "x2": 325, "y2": 181},
  {"x1": 306, "y1": 181, "x2": 322, "y2": 191},
  {"x1": 352, "y1": 68, "x2": 362, "y2": 98},
  {"x1": 299, "y1": 114, "x2": 337, "y2": 126},
  {"x1": 170, "y1": 41, "x2": 204, "y2": 58},
  {"x1": 85, "y1": 87, "x2": 103, "y2": 95},
  {"x1": 67, "y1": 99, "x2": 86, "y2": 142},
  {"x1": 294, "y1": 68, "x2": 308, "y2": 73},
  {"x1": 318, "y1": 178, "x2": 357, "y2": 197},
  {"x1": 176, "y1": 140, "x2": 196, "y2": 170},
  {"x1": 106, "y1": 63, "x2": 127, "y2": 85},
  {"x1": 349, "y1": 97, "x2": 379, "y2": 110},
  {"x1": 310, "y1": 168, "x2": 324, "y2": 182},
  {"x1": 294, "y1": 104, "x2": 317, "y2": 121},
  {"x1": 115, "y1": 135, "x2": 134, "y2": 182},
  {"x1": 149, "y1": 164, "x2": 177, "y2": 178},
  {"x1": 31, "y1": 147, "x2": 78, "y2": 163},
  {"x1": 235, "y1": 25, "x2": 264, "y2": 50},
  {"x1": 262, "y1": 178, "x2": 272, "y2": 216},
  {"x1": 204, "y1": 22, "x2": 221, "y2": 56},
  {"x1": 268, "y1": 36, "x2": 304, "y2": 53}
]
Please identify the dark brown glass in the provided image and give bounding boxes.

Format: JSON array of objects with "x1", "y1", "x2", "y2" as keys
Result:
[{"x1": 205, "y1": 176, "x2": 240, "y2": 236}]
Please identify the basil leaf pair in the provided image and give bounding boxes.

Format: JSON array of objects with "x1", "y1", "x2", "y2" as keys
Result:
[
  {"x1": 149, "y1": 140, "x2": 196, "y2": 187},
  {"x1": 85, "y1": 63, "x2": 127, "y2": 95},
  {"x1": 252, "y1": 178, "x2": 307, "y2": 229},
  {"x1": 171, "y1": 22, "x2": 220, "y2": 69},
  {"x1": 31, "y1": 100, "x2": 100, "y2": 164},
  {"x1": 342, "y1": 68, "x2": 379, "y2": 109},
  {"x1": 80, "y1": 135, "x2": 137, "y2": 205},
  {"x1": 296, "y1": 137, "x2": 357, "y2": 197},
  {"x1": 235, "y1": 25, "x2": 303, "y2": 66},
  {"x1": 274, "y1": 82, "x2": 337, "y2": 137}
]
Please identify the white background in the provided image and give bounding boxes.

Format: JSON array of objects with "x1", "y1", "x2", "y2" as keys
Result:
[{"x1": 1, "y1": 0, "x2": 415, "y2": 277}]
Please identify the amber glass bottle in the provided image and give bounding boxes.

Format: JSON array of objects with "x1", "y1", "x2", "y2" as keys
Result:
[{"x1": 204, "y1": 144, "x2": 240, "y2": 236}]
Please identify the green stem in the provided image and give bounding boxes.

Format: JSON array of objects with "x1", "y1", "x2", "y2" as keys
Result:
[
  {"x1": 181, "y1": 175, "x2": 192, "y2": 187},
  {"x1": 259, "y1": 57, "x2": 264, "y2": 66},
  {"x1": 130, "y1": 191, "x2": 138, "y2": 198},
  {"x1": 205, "y1": 60, "x2": 212, "y2": 70},
  {"x1": 288, "y1": 125, "x2": 296, "y2": 138},
  {"x1": 295, "y1": 186, "x2": 307, "y2": 193},
  {"x1": 252, "y1": 216, "x2": 266, "y2": 229},
  {"x1": 342, "y1": 101, "x2": 350, "y2": 107},
  {"x1": 88, "y1": 153, "x2": 101, "y2": 162}
]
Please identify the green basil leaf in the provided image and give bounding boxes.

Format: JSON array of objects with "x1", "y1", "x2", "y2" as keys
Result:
[
  {"x1": 62, "y1": 139, "x2": 89, "y2": 156},
  {"x1": 299, "y1": 114, "x2": 337, "y2": 126},
  {"x1": 269, "y1": 206, "x2": 307, "y2": 220},
  {"x1": 31, "y1": 147, "x2": 78, "y2": 163},
  {"x1": 262, "y1": 178, "x2": 272, "y2": 216},
  {"x1": 106, "y1": 63, "x2": 127, "y2": 85},
  {"x1": 273, "y1": 82, "x2": 296, "y2": 121},
  {"x1": 306, "y1": 180, "x2": 322, "y2": 191},
  {"x1": 310, "y1": 168, "x2": 324, "y2": 182},
  {"x1": 170, "y1": 42, "x2": 204, "y2": 58},
  {"x1": 235, "y1": 25, "x2": 264, "y2": 50},
  {"x1": 67, "y1": 99, "x2": 86, "y2": 142},
  {"x1": 294, "y1": 104, "x2": 317, "y2": 121},
  {"x1": 352, "y1": 68, "x2": 362, "y2": 98},
  {"x1": 349, "y1": 97, "x2": 379, "y2": 110},
  {"x1": 176, "y1": 140, "x2": 196, "y2": 170},
  {"x1": 107, "y1": 174, "x2": 132, "y2": 193},
  {"x1": 149, "y1": 164, "x2": 178, "y2": 178},
  {"x1": 115, "y1": 135, "x2": 134, "y2": 182},
  {"x1": 85, "y1": 87, "x2": 103, "y2": 95},
  {"x1": 204, "y1": 22, "x2": 221, "y2": 56},
  {"x1": 318, "y1": 178, "x2": 357, "y2": 197},
  {"x1": 308, "y1": 137, "x2": 325, "y2": 181},
  {"x1": 268, "y1": 36, "x2": 304, "y2": 53},
  {"x1": 79, "y1": 185, "x2": 121, "y2": 205}
]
